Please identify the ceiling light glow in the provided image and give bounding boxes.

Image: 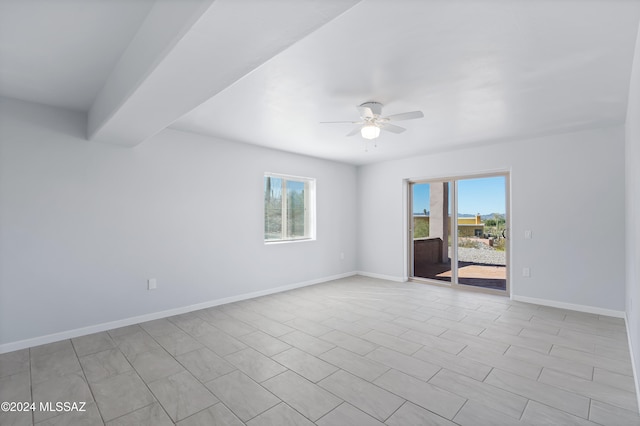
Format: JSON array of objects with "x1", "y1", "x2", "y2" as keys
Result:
[{"x1": 361, "y1": 124, "x2": 380, "y2": 140}]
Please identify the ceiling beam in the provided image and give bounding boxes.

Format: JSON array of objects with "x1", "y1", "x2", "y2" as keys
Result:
[{"x1": 88, "y1": 0, "x2": 361, "y2": 147}]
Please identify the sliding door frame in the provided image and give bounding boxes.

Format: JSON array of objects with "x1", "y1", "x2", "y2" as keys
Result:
[{"x1": 406, "y1": 170, "x2": 511, "y2": 296}]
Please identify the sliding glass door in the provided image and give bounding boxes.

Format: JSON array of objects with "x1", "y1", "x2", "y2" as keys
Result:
[
  {"x1": 409, "y1": 174, "x2": 509, "y2": 293},
  {"x1": 410, "y1": 180, "x2": 453, "y2": 283}
]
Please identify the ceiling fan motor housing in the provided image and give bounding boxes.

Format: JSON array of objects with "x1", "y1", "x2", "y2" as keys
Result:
[{"x1": 360, "y1": 101, "x2": 383, "y2": 117}]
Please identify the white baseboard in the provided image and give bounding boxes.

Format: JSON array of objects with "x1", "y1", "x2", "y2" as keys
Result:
[
  {"x1": 356, "y1": 271, "x2": 407, "y2": 283},
  {"x1": 624, "y1": 312, "x2": 640, "y2": 415},
  {"x1": 0, "y1": 271, "x2": 357, "y2": 354},
  {"x1": 511, "y1": 294, "x2": 625, "y2": 318}
]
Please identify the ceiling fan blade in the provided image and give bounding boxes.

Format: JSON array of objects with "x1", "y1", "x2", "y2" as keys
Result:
[
  {"x1": 380, "y1": 123, "x2": 406, "y2": 134},
  {"x1": 346, "y1": 126, "x2": 362, "y2": 137},
  {"x1": 384, "y1": 111, "x2": 424, "y2": 121},
  {"x1": 357, "y1": 105, "x2": 374, "y2": 119}
]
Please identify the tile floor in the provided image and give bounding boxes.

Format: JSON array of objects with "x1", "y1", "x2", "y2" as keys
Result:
[{"x1": 1, "y1": 275, "x2": 639, "y2": 425}]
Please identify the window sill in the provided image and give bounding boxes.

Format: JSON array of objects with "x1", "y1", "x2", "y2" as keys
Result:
[{"x1": 264, "y1": 238, "x2": 316, "y2": 245}]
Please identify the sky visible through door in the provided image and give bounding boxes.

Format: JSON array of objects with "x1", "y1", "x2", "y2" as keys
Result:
[{"x1": 413, "y1": 176, "x2": 505, "y2": 217}]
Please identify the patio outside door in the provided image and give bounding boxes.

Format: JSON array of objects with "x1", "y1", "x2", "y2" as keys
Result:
[{"x1": 409, "y1": 174, "x2": 509, "y2": 294}]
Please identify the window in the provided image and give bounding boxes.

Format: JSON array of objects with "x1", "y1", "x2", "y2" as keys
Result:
[{"x1": 264, "y1": 173, "x2": 315, "y2": 242}]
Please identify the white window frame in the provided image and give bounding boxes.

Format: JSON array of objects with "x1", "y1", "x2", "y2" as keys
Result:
[{"x1": 264, "y1": 173, "x2": 316, "y2": 243}]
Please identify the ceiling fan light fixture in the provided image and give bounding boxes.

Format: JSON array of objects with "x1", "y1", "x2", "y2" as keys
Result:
[{"x1": 361, "y1": 124, "x2": 380, "y2": 140}]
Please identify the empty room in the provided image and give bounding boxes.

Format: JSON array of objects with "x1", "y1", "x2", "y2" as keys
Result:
[{"x1": 2, "y1": 0, "x2": 640, "y2": 425}]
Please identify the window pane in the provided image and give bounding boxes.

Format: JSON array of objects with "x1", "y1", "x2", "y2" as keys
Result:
[
  {"x1": 286, "y1": 180, "x2": 305, "y2": 238},
  {"x1": 264, "y1": 177, "x2": 282, "y2": 240},
  {"x1": 264, "y1": 174, "x2": 314, "y2": 243}
]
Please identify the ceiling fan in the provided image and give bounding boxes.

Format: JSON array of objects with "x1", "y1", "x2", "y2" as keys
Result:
[{"x1": 321, "y1": 102, "x2": 424, "y2": 140}]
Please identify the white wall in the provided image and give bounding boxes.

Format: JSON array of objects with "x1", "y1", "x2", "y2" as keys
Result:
[
  {"x1": 0, "y1": 97, "x2": 357, "y2": 348},
  {"x1": 357, "y1": 125, "x2": 627, "y2": 313},
  {"x1": 625, "y1": 24, "x2": 640, "y2": 405}
]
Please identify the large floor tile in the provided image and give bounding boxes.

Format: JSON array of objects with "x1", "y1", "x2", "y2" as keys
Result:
[
  {"x1": 0, "y1": 370, "x2": 31, "y2": 402},
  {"x1": 32, "y1": 372, "x2": 94, "y2": 423},
  {"x1": 247, "y1": 316, "x2": 294, "y2": 337},
  {"x1": 285, "y1": 318, "x2": 332, "y2": 337},
  {"x1": 453, "y1": 400, "x2": 531, "y2": 426},
  {"x1": 111, "y1": 331, "x2": 161, "y2": 360},
  {"x1": 550, "y1": 345, "x2": 634, "y2": 376},
  {"x1": 429, "y1": 368, "x2": 527, "y2": 419},
  {"x1": 320, "y1": 317, "x2": 371, "y2": 336},
  {"x1": 318, "y1": 370, "x2": 404, "y2": 422},
  {"x1": 71, "y1": 332, "x2": 115, "y2": 357},
  {"x1": 148, "y1": 370, "x2": 218, "y2": 422},
  {"x1": 521, "y1": 400, "x2": 601, "y2": 426},
  {"x1": 479, "y1": 328, "x2": 552, "y2": 353},
  {"x1": 272, "y1": 348, "x2": 337, "y2": 382},
  {"x1": 373, "y1": 369, "x2": 465, "y2": 420},
  {"x1": 279, "y1": 330, "x2": 335, "y2": 356},
  {"x1": 360, "y1": 330, "x2": 422, "y2": 355},
  {"x1": 0, "y1": 371, "x2": 32, "y2": 426},
  {"x1": 153, "y1": 330, "x2": 203, "y2": 357},
  {"x1": 319, "y1": 347, "x2": 388, "y2": 382},
  {"x1": 208, "y1": 316, "x2": 257, "y2": 337},
  {"x1": 589, "y1": 400, "x2": 640, "y2": 425},
  {"x1": 195, "y1": 328, "x2": 247, "y2": 357},
  {"x1": 458, "y1": 346, "x2": 541, "y2": 380},
  {"x1": 0, "y1": 349, "x2": 30, "y2": 378},
  {"x1": 392, "y1": 316, "x2": 446, "y2": 336},
  {"x1": 139, "y1": 319, "x2": 180, "y2": 337},
  {"x1": 439, "y1": 329, "x2": 510, "y2": 354},
  {"x1": 31, "y1": 345, "x2": 82, "y2": 384},
  {"x1": 519, "y1": 327, "x2": 594, "y2": 353},
  {"x1": 205, "y1": 371, "x2": 279, "y2": 422},
  {"x1": 538, "y1": 367, "x2": 638, "y2": 412},
  {"x1": 427, "y1": 317, "x2": 485, "y2": 336},
  {"x1": 246, "y1": 402, "x2": 314, "y2": 426},
  {"x1": 0, "y1": 410, "x2": 32, "y2": 426},
  {"x1": 319, "y1": 330, "x2": 377, "y2": 356},
  {"x1": 263, "y1": 370, "x2": 342, "y2": 421},
  {"x1": 315, "y1": 402, "x2": 384, "y2": 426},
  {"x1": 504, "y1": 345, "x2": 592, "y2": 379},
  {"x1": 593, "y1": 367, "x2": 636, "y2": 393},
  {"x1": 223, "y1": 348, "x2": 286, "y2": 382},
  {"x1": 355, "y1": 317, "x2": 408, "y2": 336},
  {"x1": 238, "y1": 331, "x2": 291, "y2": 357},
  {"x1": 106, "y1": 325, "x2": 142, "y2": 339},
  {"x1": 385, "y1": 401, "x2": 457, "y2": 426},
  {"x1": 413, "y1": 347, "x2": 492, "y2": 381},
  {"x1": 30, "y1": 341, "x2": 73, "y2": 358},
  {"x1": 366, "y1": 346, "x2": 440, "y2": 381},
  {"x1": 176, "y1": 403, "x2": 243, "y2": 426},
  {"x1": 106, "y1": 402, "x2": 173, "y2": 426},
  {"x1": 176, "y1": 347, "x2": 235, "y2": 383},
  {"x1": 400, "y1": 329, "x2": 466, "y2": 354},
  {"x1": 484, "y1": 368, "x2": 590, "y2": 418},
  {"x1": 79, "y1": 349, "x2": 132, "y2": 383},
  {"x1": 128, "y1": 348, "x2": 184, "y2": 383},
  {"x1": 89, "y1": 370, "x2": 155, "y2": 422}
]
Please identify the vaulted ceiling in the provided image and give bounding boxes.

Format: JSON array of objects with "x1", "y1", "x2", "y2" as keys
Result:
[{"x1": 1, "y1": 0, "x2": 639, "y2": 165}]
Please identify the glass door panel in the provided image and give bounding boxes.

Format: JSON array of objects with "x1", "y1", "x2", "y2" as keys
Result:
[
  {"x1": 456, "y1": 176, "x2": 507, "y2": 290},
  {"x1": 411, "y1": 181, "x2": 452, "y2": 283},
  {"x1": 409, "y1": 174, "x2": 508, "y2": 293}
]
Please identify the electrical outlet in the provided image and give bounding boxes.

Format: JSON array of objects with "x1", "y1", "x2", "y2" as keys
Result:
[
  {"x1": 524, "y1": 230, "x2": 532, "y2": 239},
  {"x1": 522, "y1": 267, "x2": 531, "y2": 277},
  {"x1": 148, "y1": 278, "x2": 157, "y2": 290}
]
